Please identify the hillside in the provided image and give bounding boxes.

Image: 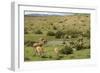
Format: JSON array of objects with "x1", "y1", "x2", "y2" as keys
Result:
[{"x1": 24, "y1": 14, "x2": 90, "y2": 35}]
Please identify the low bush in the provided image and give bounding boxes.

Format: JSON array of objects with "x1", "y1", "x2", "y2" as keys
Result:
[
  {"x1": 59, "y1": 45, "x2": 73, "y2": 55},
  {"x1": 75, "y1": 44, "x2": 83, "y2": 50},
  {"x1": 34, "y1": 30, "x2": 43, "y2": 34},
  {"x1": 75, "y1": 41, "x2": 85, "y2": 50},
  {"x1": 82, "y1": 43, "x2": 90, "y2": 49},
  {"x1": 47, "y1": 31, "x2": 55, "y2": 36},
  {"x1": 55, "y1": 31, "x2": 64, "y2": 39},
  {"x1": 53, "y1": 26, "x2": 57, "y2": 30},
  {"x1": 71, "y1": 34, "x2": 79, "y2": 38},
  {"x1": 75, "y1": 39, "x2": 90, "y2": 50}
]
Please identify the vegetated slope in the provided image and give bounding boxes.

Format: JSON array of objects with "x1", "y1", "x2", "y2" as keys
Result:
[{"x1": 24, "y1": 14, "x2": 90, "y2": 35}]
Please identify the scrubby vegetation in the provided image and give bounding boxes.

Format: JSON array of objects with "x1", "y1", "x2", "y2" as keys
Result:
[
  {"x1": 59, "y1": 45, "x2": 73, "y2": 55},
  {"x1": 24, "y1": 13, "x2": 90, "y2": 61},
  {"x1": 47, "y1": 31, "x2": 55, "y2": 36}
]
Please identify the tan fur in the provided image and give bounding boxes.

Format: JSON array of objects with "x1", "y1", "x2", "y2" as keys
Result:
[
  {"x1": 33, "y1": 38, "x2": 47, "y2": 56},
  {"x1": 54, "y1": 48, "x2": 59, "y2": 55},
  {"x1": 36, "y1": 46, "x2": 44, "y2": 56}
]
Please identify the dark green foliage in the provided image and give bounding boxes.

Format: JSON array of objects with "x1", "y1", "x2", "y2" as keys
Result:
[
  {"x1": 24, "y1": 40, "x2": 35, "y2": 47},
  {"x1": 83, "y1": 45, "x2": 90, "y2": 49},
  {"x1": 24, "y1": 27, "x2": 29, "y2": 34},
  {"x1": 34, "y1": 30, "x2": 43, "y2": 34},
  {"x1": 53, "y1": 26, "x2": 57, "y2": 30},
  {"x1": 47, "y1": 31, "x2": 55, "y2": 36},
  {"x1": 75, "y1": 44, "x2": 83, "y2": 50},
  {"x1": 75, "y1": 38, "x2": 90, "y2": 50},
  {"x1": 41, "y1": 55, "x2": 48, "y2": 58},
  {"x1": 71, "y1": 34, "x2": 79, "y2": 38},
  {"x1": 24, "y1": 57, "x2": 30, "y2": 61},
  {"x1": 75, "y1": 41, "x2": 84, "y2": 50},
  {"x1": 59, "y1": 45, "x2": 73, "y2": 55},
  {"x1": 62, "y1": 41, "x2": 66, "y2": 44},
  {"x1": 55, "y1": 31, "x2": 65, "y2": 39},
  {"x1": 82, "y1": 43, "x2": 90, "y2": 49}
]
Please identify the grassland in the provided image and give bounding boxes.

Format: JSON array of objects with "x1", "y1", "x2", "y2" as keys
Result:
[
  {"x1": 24, "y1": 46, "x2": 90, "y2": 61},
  {"x1": 24, "y1": 13, "x2": 90, "y2": 61}
]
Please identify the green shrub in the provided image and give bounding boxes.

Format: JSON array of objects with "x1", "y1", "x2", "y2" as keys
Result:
[
  {"x1": 82, "y1": 43, "x2": 90, "y2": 49},
  {"x1": 55, "y1": 31, "x2": 64, "y2": 39},
  {"x1": 75, "y1": 44, "x2": 83, "y2": 50},
  {"x1": 71, "y1": 34, "x2": 79, "y2": 38},
  {"x1": 47, "y1": 31, "x2": 55, "y2": 36},
  {"x1": 34, "y1": 30, "x2": 43, "y2": 34},
  {"x1": 59, "y1": 45, "x2": 73, "y2": 55},
  {"x1": 24, "y1": 27, "x2": 29, "y2": 34},
  {"x1": 62, "y1": 41, "x2": 66, "y2": 44},
  {"x1": 53, "y1": 26, "x2": 57, "y2": 30},
  {"x1": 75, "y1": 42, "x2": 84, "y2": 50}
]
